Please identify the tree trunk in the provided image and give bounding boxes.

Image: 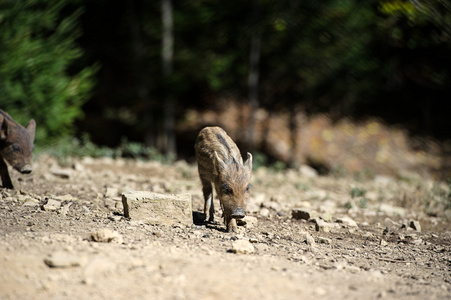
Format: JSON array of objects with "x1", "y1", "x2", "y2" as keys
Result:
[
  {"x1": 127, "y1": 1, "x2": 155, "y2": 147},
  {"x1": 161, "y1": 0, "x2": 176, "y2": 155},
  {"x1": 247, "y1": 1, "x2": 262, "y2": 152}
]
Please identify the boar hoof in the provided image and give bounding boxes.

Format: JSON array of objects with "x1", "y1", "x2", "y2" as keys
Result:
[{"x1": 231, "y1": 207, "x2": 245, "y2": 219}]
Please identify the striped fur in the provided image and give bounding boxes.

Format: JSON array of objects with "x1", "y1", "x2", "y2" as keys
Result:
[{"x1": 195, "y1": 126, "x2": 252, "y2": 232}]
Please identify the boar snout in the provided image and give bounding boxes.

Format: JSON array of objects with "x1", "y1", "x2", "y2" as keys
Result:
[
  {"x1": 20, "y1": 164, "x2": 32, "y2": 174},
  {"x1": 231, "y1": 207, "x2": 245, "y2": 219}
]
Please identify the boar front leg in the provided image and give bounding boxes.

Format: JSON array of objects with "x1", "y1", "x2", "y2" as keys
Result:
[
  {"x1": 224, "y1": 213, "x2": 238, "y2": 233},
  {"x1": 200, "y1": 177, "x2": 214, "y2": 223},
  {"x1": 0, "y1": 158, "x2": 13, "y2": 189}
]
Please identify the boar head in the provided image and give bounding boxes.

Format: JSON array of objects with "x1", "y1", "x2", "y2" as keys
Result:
[
  {"x1": 213, "y1": 151, "x2": 253, "y2": 223},
  {"x1": 0, "y1": 113, "x2": 36, "y2": 174}
]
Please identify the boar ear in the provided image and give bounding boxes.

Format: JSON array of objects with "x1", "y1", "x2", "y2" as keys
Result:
[
  {"x1": 213, "y1": 151, "x2": 225, "y2": 175},
  {"x1": 245, "y1": 152, "x2": 253, "y2": 170},
  {"x1": 0, "y1": 114, "x2": 8, "y2": 140},
  {"x1": 26, "y1": 119, "x2": 36, "y2": 140}
]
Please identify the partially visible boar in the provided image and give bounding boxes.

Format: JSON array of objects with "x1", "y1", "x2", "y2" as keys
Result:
[
  {"x1": 0, "y1": 109, "x2": 36, "y2": 189},
  {"x1": 195, "y1": 126, "x2": 252, "y2": 232}
]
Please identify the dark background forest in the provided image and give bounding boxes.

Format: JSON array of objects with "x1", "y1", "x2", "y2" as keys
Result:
[{"x1": 1, "y1": 0, "x2": 450, "y2": 176}]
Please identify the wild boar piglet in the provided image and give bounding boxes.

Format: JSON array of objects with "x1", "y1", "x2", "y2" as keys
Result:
[
  {"x1": 195, "y1": 126, "x2": 252, "y2": 232},
  {"x1": 0, "y1": 109, "x2": 36, "y2": 189}
]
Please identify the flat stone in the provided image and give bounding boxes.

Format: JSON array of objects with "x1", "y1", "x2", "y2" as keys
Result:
[
  {"x1": 42, "y1": 199, "x2": 61, "y2": 211},
  {"x1": 50, "y1": 168, "x2": 73, "y2": 179},
  {"x1": 230, "y1": 240, "x2": 255, "y2": 254},
  {"x1": 122, "y1": 191, "x2": 192, "y2": 226},
  {"x1": 44, "y1": 252, "x2": 83, "y2": 268},
  {"x1": 91, "y1": 228, "x2": 123, "y2": 244},
  {"x1": 336, "y1": 217, "x2": 358, "y2": 227},
  {"x1": 23, "y1": 201, "x2": 40, "y2": 207}
]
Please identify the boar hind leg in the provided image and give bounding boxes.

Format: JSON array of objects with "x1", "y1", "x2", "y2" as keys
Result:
[
  {"x1": 200, "y1": 177, "x2": 214, "y2": 223},
  {"x1": 0, "y1": 158, "x2": 13, "y2": 189}
]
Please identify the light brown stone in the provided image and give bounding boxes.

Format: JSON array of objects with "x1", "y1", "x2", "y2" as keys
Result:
[{"x1": 122, "y1": 191, "x2": 192, "y2": 226}]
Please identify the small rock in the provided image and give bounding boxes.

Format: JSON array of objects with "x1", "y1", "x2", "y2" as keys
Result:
[
  {"x1": 230, "y1": 240, "x2": 255, "y2": 254},
  {"x1": 320, "y1": 212, "x2": 332, "y2": 222},
  {"x1": 318, "y1": 237, "x2": 332, "y2": 244},
  {"x1": 42, "y1": 199, "x2": 61, "y2": 211},
  {"x1": 409, "y1": 220, "x2": 421, "y2": 232},
  {"x1": 412, "y1": 239, "x2": 423, "y2": 245},
  {"x1": 91, "y1": 228, "x2": 123, "y2": 244},
  {"x1": 314, "y1": 218, "x2": 334, "y2": 232},
  {"x1": 337, "y1": 217, "x2": 358, "y2": 227},
  {"x1": 299, "y1": 165, "x2": 318, "y2": 178},
  {"x1": 108, "y1": 215, "x2": 122, "y2": 222},
  {"x1": 23, "y1": 201, "x2": 40, "y2": 207},
  {"x1": 301, "y1": 231, "x2": 315, "y2": 246},
  {"x1": 44, "y1": 252, "x2": 83, "y2": 268},
  {"x1": 380, "y1": 239, "x2": 388, "y2": 246},
  {"x1": 122, "y1": 191, "x2": 192, "y2": 226},
  {"x1": 60, "y1": 202, "x2": 73, "y2": 215},
  {"x1": 50, "y1": 168, "x2": 73, "y2": 179},
  {"x1": 292, "y1": 208, "x2": 318, "y2": 220},
  {"x1": 260, "y1": 208, "x2": 270, "y2": 217}
]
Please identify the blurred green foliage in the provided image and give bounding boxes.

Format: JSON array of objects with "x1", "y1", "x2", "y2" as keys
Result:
[
  {"x1": 41, "y1": 134, "x2": 175, "y2": 165},
  {"x1": 1, "y1": 0, "x2": 451, "y2": 158},
  {"x1": 0, "y1": 0, "x2": 97, "y2": 144}
]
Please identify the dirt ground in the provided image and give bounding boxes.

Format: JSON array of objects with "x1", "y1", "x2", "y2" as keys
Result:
[{"x1": 0, "y1": 155, "x2": 450, "y2": 300}]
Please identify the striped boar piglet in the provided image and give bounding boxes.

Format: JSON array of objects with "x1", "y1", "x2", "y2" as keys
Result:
[
  {"x1": 195, "y1": 126, "x2": 252, "y2": 232},
  {"x1": 0, "y1": 109, "x2": 36, "y2": 189}
]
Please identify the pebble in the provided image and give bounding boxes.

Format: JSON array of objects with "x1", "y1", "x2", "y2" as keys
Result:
[
  {"x1": 318, "y1": 237, "x2": 332, "y2": 244},
  {"x1": 299, "y1": 165, "x2": 318, "y2": 178},
  {"x1": 44, "y1": 252, "x2": 83, "y2": 268},
  {"x1": 292, "y1": 208, "x2": 318, "y2": 221},
  {"x1": 50, "y1": 168, "x2": 73, "y2": 179},
  {"x1": 314, "y1": 218, "x2": 334, "y2": 233},
  {"x1": 91, "y1": 228, "x2": 124, "y2": 244},
  {"x1": 42, "y1": 199, "x2": 61, "y2": 211},
  {"x1": 320, "y1": 212, "x2": 332, "y2": 222},
  {"x1": 260, "y1": 208, "x2": 270, "y2": 217},
  {"x1": 230, "y1": 240, "x2": 255, "y2": 254},
  {"x1": 336, "y1": 217, "x2": 358, "y2": 227},
  {"x1": 409, "y1": 220, "x2": 421, "y2": 232}
]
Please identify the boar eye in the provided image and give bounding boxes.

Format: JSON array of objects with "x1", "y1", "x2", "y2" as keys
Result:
[
  {"x1": 222, "y1": 183, "x2": 233, "y2": 195},
  {"x1": 245, "y1": 184, "x2": 252, "y2": 192},
  {"x1": 12, "y1": 145, "x2": 21, "y2": 152}
]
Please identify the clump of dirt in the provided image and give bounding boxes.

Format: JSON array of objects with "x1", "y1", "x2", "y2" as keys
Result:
[{"x1": 0, "y1": 155, "x2": 450, "y2": 300}]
